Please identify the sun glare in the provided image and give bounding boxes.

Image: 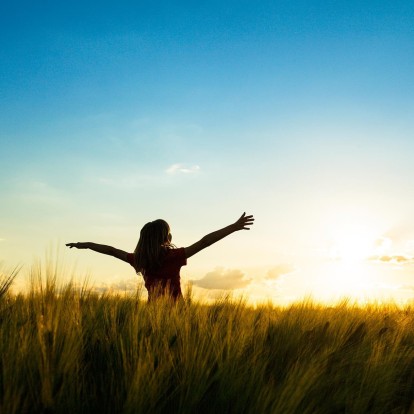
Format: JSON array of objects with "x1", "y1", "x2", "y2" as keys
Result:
[
  {"x1": 328, "y1": 228, "x2": 377, "y2": 262},
  {"x1": 316, "y1": 214, "x2": 393, "y2": 303},
  {"x1": 316, "y1": 260, "x2": 376, "y2": 303}
]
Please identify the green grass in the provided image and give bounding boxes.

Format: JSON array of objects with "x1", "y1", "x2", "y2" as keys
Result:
[{"x1": 1, "y1": 263, "x2": 414, "y2": 413}]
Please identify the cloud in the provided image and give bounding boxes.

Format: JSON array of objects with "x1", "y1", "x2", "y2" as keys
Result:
[
  {"x1": 369, "y1": 255, "x2": 414, "y2": 265},
  {"x1": 92, "y1": 278, "x2": 141, "y2": 294},
  {"x1": 94, "y1": 163, "x2": 201, "y2": 189},
  {"x1": 266, "y1": 264, "x2": 295, "y2": 280},
  {"x1": 12, "y1": 179, "x2": 67, "y2": 206},
  {"x1": 166, "y1": 164, "x2": 200, "y2": 175},
  {"x1": 190, "y1": 268, "x2": 251, "y2": 290},
  {"x1": 0, "y1": 238, "x2": 5, "y2": 243}
]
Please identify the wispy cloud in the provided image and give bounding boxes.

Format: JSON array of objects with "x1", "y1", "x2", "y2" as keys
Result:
[
  {"x1": 166, "y1": 164, "x2": 200, "y2": 175},
  {"x1": 369, "y1": 255, "x2": 414, "y2": 265},
  {"x1": 94, "y1": 163, "x2": 200, "y2": 189},
  {"x1": 12, "y1": 179, "x2": 67, "y2": 206},
  {"x1": 190, "y1": 268, "x2": 251, "y2": 290},
  {"x1": 0, "y1": 238, "x2": 5, "y2": 243}
]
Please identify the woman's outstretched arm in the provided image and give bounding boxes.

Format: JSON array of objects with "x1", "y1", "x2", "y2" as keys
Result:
[
  {"x1": 65, "y1": 242, "x2": 129, "y2": 262},
  {"x1": 184, "y1": 212, "x2": 254, "y2": 259}
]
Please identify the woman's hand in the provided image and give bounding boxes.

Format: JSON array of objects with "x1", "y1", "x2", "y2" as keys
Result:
[
  {"x1": 65, "y1": 242, "x2": 88, "y2": 249},
  {"x1": 232, "y1": 212, "x2": 254, "y2": 231}
]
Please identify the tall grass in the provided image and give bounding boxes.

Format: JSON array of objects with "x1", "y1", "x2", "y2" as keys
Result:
[{"x1": 1, "y1": 263, "x2": 414, "y2": 413}]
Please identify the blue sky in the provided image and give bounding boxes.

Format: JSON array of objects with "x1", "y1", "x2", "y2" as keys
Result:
[{"x1": 1, "y1": 1, "x2": 414, "y2": 302}]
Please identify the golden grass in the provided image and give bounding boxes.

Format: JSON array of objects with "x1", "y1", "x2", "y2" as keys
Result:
[{"x1": 1, "y1": 263, "x2": 414, "y2": 413}]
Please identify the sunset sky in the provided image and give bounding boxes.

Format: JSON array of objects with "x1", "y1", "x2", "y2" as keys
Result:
[{"x1": 1, "y1": 1, "x2": 414, "y2": 303}]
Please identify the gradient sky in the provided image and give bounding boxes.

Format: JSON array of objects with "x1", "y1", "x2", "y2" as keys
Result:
[{"x1": 1, "y1": 1, "x2": 414, "y2": 303}]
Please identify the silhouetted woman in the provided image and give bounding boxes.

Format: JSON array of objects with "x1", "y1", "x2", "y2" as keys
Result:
[{"x1": 66, "y1": 213, "x2": 254, "y2": 301}]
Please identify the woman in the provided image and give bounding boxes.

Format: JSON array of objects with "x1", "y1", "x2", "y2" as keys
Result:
[{"x1": 66, "y1": 212, "x2": 254, "y2": 301}]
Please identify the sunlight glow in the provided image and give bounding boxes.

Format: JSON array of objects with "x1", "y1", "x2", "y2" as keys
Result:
[
  {"x1": 328, "y1": 228, "x2": 377, "y2": 262},
  {"x1": 315, "y1": 212, "x2": 394, "y2": 302},
  {"x1": 316, "y1": 261, "x2": 377, "y2": 303},
  {"x1": 324, "y1": 210, "x2": 391, "y2": 263}
]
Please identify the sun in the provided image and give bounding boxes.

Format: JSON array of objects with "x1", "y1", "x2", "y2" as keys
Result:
[
  {"x1": 322, "y1": 207, "x2": 391, "y2": 263},
  {"x1": 328, "y1": 226, "x2": 377, "y2": 262},
  {"x1": 315, "y1": 219, "x2": 391, "y2": 303}
]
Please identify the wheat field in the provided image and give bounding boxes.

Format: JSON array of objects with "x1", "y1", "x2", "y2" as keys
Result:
[{"x1": 1, "y1": 262, "x2": 414, "y2": 414}]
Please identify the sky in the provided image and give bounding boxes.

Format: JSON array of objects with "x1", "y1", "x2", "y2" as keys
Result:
[{"x1": 1, "y1": 0, "x2": 414, "y2": 304}]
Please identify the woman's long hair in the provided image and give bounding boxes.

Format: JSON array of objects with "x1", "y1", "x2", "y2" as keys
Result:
[{"x1": 134, "y1": 219, "x2": 172, "y2": 275}]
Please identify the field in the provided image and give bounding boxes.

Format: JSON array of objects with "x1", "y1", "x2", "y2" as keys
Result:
[{"x1": 1, "y1": 264, "x2": 414, "y2": 414}]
